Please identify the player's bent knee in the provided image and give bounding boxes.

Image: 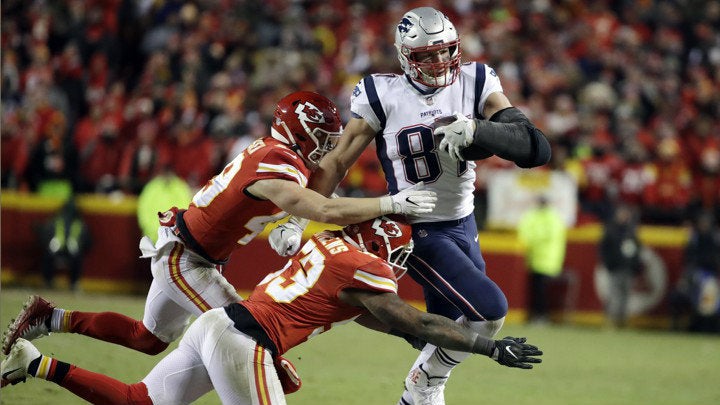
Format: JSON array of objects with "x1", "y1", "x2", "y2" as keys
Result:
[{"x1": 468, "y1": 316, "x2": 505, "y2": 338}]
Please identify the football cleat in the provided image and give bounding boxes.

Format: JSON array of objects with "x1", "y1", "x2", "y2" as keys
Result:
[
  {"x1": 2, "y1": 295, "x2": 54, "y2": 355},
  {"x1": 1, "y1": 338, "x2": 41, "y2": 387},
  {"x1": 404, "y1": 366, "x2": 447, "y2": 405}
]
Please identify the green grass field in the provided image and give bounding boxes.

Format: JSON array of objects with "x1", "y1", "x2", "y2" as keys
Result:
[{"x1": 1, "y1": 288, "x2": 718, "y2": 405}]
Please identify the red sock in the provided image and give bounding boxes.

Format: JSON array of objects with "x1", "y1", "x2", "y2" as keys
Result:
[
  {"x1": 60, "y1": 365, "x2": 153, "y2": 405},
  {"x1": 69, "y1": 312, "x2": 169, "y2": 355}
]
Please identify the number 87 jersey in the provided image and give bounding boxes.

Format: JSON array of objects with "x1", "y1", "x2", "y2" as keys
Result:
[
  {"x1": 350, "y1": 62, "x2": 503, "y2": 223},
  {"x1": 182, "y1": 137, "x2": 311, "y2": 262}
]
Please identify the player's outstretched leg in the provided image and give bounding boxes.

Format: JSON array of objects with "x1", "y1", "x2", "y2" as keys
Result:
[
  {"x1": 1, "y1": 338, "x2": 153, "y2": 404},
  {"x1": 2, "y1": 295, "x2": 168, "y2": 356}
]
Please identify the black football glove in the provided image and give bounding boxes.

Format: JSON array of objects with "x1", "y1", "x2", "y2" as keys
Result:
[{"x1": 491, "y1": 336, "x2": 543, "y2": 369}]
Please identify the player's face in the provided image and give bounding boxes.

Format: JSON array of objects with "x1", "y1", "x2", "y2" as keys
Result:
[
  {"x1": 412, "y1": 48, "x2": 451, "y2": 77},
  {"x1": 413, "y1": 48, "x2": 451, "y2": 63}
]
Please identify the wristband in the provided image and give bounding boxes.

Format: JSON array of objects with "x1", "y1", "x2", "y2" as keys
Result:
[
  {"x1": 471, "y1": 334, "x2": 495, "y2": 356},
  {"x1": 379, "y1": 196, "x2": 394, "y2": 215}
]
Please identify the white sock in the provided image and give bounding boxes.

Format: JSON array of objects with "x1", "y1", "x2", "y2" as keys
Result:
[
  {"x1": 417, "y1": 316, "x2": 505, "y2": 378},
  {"x1": 49, "y1": 308, "x2": 70, "y2": 332}
]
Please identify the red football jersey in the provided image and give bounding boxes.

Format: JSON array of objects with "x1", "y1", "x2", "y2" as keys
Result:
[
  {"x1": 182, "y1": 137, "x2": 311, "y2": 261},
  {"x1": 241, "y1": 231, "x2": 398, "y2": 355}
]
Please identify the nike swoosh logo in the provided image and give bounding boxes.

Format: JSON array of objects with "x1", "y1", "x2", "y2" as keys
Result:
[
  {"x1": 405, "y1": 197, "x2": 419, "y2": 206},
  {"x1": 2, "y1": 368, "x2": 21, "y2": 379},
  {"x1": 505, "y1": 346, "x2": 518, "y2": 359}
]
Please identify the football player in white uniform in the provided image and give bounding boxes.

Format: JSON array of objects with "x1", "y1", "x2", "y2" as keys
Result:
[{"x1": 269, "y1": 7, "x2": 551, "y2": 405}]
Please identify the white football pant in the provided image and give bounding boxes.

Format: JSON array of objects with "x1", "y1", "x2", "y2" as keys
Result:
[
  {"x1": 142, "y1": 308, "x2": 286, "y2": 404},
  {"x1": 139, "y1": 226, "x2": 242, "y2": 342}
]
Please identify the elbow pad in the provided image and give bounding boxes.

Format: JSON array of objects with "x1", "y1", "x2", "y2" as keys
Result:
[{"x1": 465, "y1": 107, "x2": 551, "y2": 168}]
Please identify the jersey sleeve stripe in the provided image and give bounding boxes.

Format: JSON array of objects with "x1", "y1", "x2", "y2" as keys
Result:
[
  {"x1": 363, "y1": 76, "x2": 386, "y2": 129},
  {"x1": 473, "y1": 63, "x2": 486, "y2": 119},
  {"x1": 353, "y1": 269, "x2": 397, "y2": 293},
  {"x1": 257, "y1": 163, "x2": 308, "y2": 186}
]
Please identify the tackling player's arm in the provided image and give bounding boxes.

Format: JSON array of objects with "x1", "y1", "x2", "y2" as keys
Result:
[
  {"x1": 355, "y1": 313, "x2": 427, "y2": 351},
  {"x1": 247, "y1": 178, "x2": 435, "y2": 225},
  {"x1": 339, "y1": 289, "x2": 543, "y2": 368},
  {"x1": 308, "y1": 117, "x2": 377, "y2": 197}
]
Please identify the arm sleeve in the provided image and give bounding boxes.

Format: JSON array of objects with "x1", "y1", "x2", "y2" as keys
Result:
[{"x1": 462, "y1": 107, "x2": 552, "y2": 168}]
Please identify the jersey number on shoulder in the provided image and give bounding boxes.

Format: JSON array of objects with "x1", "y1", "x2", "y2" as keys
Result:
[
  {"x1": 396, "y1": 126, "x2": 466, "y2": 183},
  {"x1": 191, "y1": 139, "x2": 279, "y2": 244},
  {"x1": 262, "y1": 240, "x2": 325, "y2": 303}
]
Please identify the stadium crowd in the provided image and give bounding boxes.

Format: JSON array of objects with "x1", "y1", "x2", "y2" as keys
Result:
[{"x1": 2, "y1": 0, "x2": 720, "y2": 226}]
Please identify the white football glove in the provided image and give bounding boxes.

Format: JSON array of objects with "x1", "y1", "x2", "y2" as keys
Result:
[
  {"x1": 268, "y1": 216, "x2": 309, "y2": 257},
  {"x1": 380, "y1": 182, "x2": 437, "y2": 216},
  {"x1": 435, "y1": 112, "x2": 475, "y2": 161}
]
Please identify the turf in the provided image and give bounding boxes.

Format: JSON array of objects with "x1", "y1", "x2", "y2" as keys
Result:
[{"x1": 1, "y1": 288, "x2": 718, "y2": 404}]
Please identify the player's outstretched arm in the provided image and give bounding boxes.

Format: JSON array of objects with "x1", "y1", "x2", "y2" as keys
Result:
[
  {"x1": 340, "y1": 289, "x2": 543, "y2": 369},
  {"x1": 247, "y1": 179, "x2": 436, "y2": 226}
]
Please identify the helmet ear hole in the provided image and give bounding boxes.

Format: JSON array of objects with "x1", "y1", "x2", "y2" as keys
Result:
[{"x1": 370, "y1": 241, "x2": 381, "y2": 253}]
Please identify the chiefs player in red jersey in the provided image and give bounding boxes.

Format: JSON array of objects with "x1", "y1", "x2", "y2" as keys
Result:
[
  {"x1": 2, "y1": 92, "x2": 436, "y2": 392},
  {"x1": 1, "y1": 216, "x2": 542, "y2": 404}
]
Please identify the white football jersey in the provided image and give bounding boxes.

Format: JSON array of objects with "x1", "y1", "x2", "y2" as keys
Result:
[{"x1": 350, "y1": 62, "x2": 503, "y2": 223}]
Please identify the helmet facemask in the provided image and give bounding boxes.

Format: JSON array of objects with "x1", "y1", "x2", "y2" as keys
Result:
[
  {"x1": 304, "y1": 126, "x2": 341, "y2": 167},
  {"x1": 401, "y1": 41, "x2": 461, "y2": 88}
]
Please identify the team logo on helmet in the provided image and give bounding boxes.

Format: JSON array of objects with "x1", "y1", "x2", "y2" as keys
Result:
[
  {"x1": 397, "y1": 17, "x2": 413, "y2": 36},
  {"x1": 372, "y1": 217, "x2": 402, "y2": 238},
  {"x1": 295, "y1": 102, "x2": 325, "y2": 125}
]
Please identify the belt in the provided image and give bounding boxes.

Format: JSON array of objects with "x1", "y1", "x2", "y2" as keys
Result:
[
  {"x1": 414, "y1": 214, "x2": 473, "y2": 228},
  {"x1": 224, "y1": 303, "x2": 278, "y2": 355}
]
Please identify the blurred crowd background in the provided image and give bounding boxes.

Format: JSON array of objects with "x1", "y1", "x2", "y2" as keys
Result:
[{"x1": 2, "y1": 0, "x2": 720, "y2": 227}]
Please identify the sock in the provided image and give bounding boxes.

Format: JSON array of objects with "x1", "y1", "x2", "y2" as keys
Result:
[
  {"x1": 420, "y1": 316, "x2": 505, "y2": 378},
  {"x1": 28, "y1": 356, "x2": 152, "y2": 404},
  {"x1": 27, "y1": 355, "x2": 71, "y2": 384},
  {"x1": 49, "y1": 309, "x2": 72, "y2": 332},
  {"x1": 398, "y1": 391, "x2": 414, "y2": 405},
  {"x1": 67, "y1": 311, "x2": 169, "y2": 355},
  {"x1": 62, "y1": 364, "x2": 152, "y2": 404}
]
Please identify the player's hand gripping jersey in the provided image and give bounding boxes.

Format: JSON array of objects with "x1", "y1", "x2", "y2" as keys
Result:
[
  {"x1": 181, "y1": 138, "x2": 311, "y2": 262},
  {"x1": 239, "y1": 231, "x2": 398, "y2": 355},
  {"x1": 351, "y1": 62, "x2": 502, "y2": 223}
]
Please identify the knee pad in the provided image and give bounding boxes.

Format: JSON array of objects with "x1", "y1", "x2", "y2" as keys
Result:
[{"x1": 463, "y1": 316, "x2": 505, "y2": 338}]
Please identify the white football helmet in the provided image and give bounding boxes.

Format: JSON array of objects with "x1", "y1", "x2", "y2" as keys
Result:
[{"x1": 395, "y1": 7, "x2": 461, "y2": 88}]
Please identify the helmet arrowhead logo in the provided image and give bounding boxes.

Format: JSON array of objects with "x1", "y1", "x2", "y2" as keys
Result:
[{"x1": 295, "y1": 102, "x2": 325, "y2": 124}]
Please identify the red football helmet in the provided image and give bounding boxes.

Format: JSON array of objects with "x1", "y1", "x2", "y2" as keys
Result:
[
  {"x1": 342, "y1": 215, "x2": 414, "y2": 278},
  {"x1": 270, "y1": 91, "x2": 342, "y2": 167}
]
